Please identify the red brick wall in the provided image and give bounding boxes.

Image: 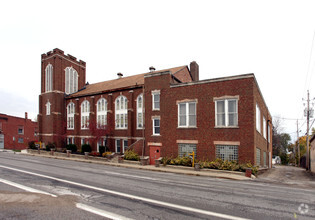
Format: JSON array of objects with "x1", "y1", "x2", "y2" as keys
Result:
[
  {"x1": 144, "y1": 73, "x2": 271, "y2": 165},
  {"x1": 39, "y1": 49, "x2": 86, "y2": 148},
  {"x1": 0, "y1": 114, "x2": 38, "y2": 150},
  {"x1": 65, "y1": 87, "x2": 145, "y2": 152}
]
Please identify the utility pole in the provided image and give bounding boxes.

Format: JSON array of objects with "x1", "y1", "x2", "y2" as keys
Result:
[
  {"x1": 305, "y1": 90, "x2": 311, "y2": 170},
  {"x1": 297, "y1": 120, "x2": 300, "y2": 167}
]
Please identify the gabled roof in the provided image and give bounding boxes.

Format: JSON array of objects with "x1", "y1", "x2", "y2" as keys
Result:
[{"x1": 68, "y1": 65, "x2": 190, "y2": 98}]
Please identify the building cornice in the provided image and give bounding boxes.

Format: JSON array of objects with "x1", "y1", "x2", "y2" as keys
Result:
[{"x1": 42, "y1": 53, "x2": 86, "y2": 69}]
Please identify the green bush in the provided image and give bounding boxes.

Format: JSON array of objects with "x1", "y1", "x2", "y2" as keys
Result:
[
  {"x1": 124, "y1": 150, "x2": 140, "y2": 161},
  {"x1": 28, "y1": 141, "x2": 36, "y2": 149},
  {"x1": 81, "y1": 144, "x2": 92, "y2": 153},
  {"x1": 46, "y1": 143, "x2": 55, "y2": 151},
  {"x1": 66, "y1": 144, "x2": 77, "y2": 153},
  {"x1": 162, "y1": 156, "x2": 259, "y2": 175}
]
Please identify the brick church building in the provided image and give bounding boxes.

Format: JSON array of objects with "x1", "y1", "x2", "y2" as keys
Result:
[{"x1": 38, "y1": 48, "x2": 272, "y2": 167}]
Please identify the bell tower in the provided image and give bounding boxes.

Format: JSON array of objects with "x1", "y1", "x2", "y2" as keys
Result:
[{"x1": 38, "y1": 48, "x2": 86, "y2": 148}]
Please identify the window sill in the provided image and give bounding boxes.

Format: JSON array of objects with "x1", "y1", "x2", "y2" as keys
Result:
[
  {"x1": 177, "y1": 126, "x2": 198, "y2": 129},
  {"x1": 152, "y1": 109, "x2": 160, "y2": 111},
  {"x1": 215, "y1": 126, "x2": 239, "y2": 129},
  {"x1": 137, "y1": 127, "x2": 145, "y2": 130},
  {"x1": 81, "y1": 128, "x2": 89, "y2": 130},
  {"x1": 67, "y1": 128, "x2": 74, "y2": 130},
  {"x1": 115, "y1": 128, "x2": 128, "y2": 130},
  {"x1": 152, "y1": 134, "x2": 161, "y2": 136}
]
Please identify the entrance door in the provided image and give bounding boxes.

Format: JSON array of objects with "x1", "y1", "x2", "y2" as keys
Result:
[
  {"x1": 149, "y1": 146, "x2": 161, "y2": 165},
  {"x1": 0, "y1": 134, "x2": 4, "y2": 149}
]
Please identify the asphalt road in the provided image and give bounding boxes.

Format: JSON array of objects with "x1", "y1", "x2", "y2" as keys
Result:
[{"x1": 0, "y1": 152, "x2": 314, "y2": 220}]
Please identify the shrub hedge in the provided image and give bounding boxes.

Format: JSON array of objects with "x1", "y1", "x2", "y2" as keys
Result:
[
  {"x1": 161, "y1": 157, "x2": 258, "y2": 175},
  {"x1": 81, "y1": 144, "x2": 92, "y2": 153},
  {"x1": 66, "y1": 144, "x2": 77, "y2": 153},
  {"x1": 124, "y1": 150, "x2": 140, "y2": 161}
]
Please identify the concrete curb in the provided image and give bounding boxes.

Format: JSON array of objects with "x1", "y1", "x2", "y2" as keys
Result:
[{"x1": 18, "y1": 151, "x2": 254, "y2": 180}]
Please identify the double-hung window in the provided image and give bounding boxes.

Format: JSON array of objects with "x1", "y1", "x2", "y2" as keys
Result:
[
  {"x1": 263, "y1": 117, "x2": 266, "y2": 139},
  {"x1": 152, "y1": 90, "x2": 160, "y2": 110},
  {"x1": 178, "y1": 101, "x2": 196, "y2": 127},
  {"x1": 152, "y1": 117, "x2": 160, "y2": 135},
  {"x1": 97, "y1": 98, "x2": 107, "y2": 128},
  {"x1": 67, "y1": 102, "x2": 75, "y2": 129},
  {"x1": 137, "y1": 94, "x2": 144, "y2": 129},
  {"x1": 215, "y1": 98, "x2": 238, "y2": 127},
  {"x1": 115, "y1": 96, "x2": 128, "y2": 129},
  {"x1": 81, "y1": 100, "x2": 90, "y2": 129},
  {"x1": 256, "y1": 104, "x2": 261, "y2": 133}
]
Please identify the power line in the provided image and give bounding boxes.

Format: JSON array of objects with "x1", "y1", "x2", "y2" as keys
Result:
[
  {"x1": 303, "y1": 30, "x2": 315, "y2": 96},
  {"x1": 272, "y1": 116, "x2": 304, "y2": 121}
]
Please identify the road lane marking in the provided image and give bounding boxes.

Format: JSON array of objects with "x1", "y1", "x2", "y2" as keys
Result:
[
  {"x1": 0, "y1": 165, "x2": 251, "y2": 220},
  {"x1": 0, "y1": 176, "x2": 132, "y2": 220},
  {"x1": 76, "y1": 203, "x2": 134, "y2": 220},
  {"x1": 0, "y1": 177, "x2": 57, "y2": 197}
]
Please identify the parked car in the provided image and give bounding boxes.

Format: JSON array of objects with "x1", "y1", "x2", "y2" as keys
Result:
[{"x1": 272, "y1": 156, "x2": 281, "y2": 165}]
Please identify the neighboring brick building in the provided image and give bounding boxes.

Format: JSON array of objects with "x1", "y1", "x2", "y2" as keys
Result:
[
  {"x1": 38, "y1": 48, "x2": 272, "y2": 167},
  {"x1": 0, "y1": 112, "x2": 38, "y2": 150},
  {"x1": 310, "y1": 135, "x2": 315, "y2": 173}
]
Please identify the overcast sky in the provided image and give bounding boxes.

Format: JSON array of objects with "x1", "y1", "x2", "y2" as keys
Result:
[{"x1": 1, "y1": 0, "x2": 315, "y2": 142}]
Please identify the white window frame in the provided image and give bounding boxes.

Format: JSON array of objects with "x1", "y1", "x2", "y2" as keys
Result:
[
  {"x1": 46, "y1": 101, "x2": 51, "y2": 116},
  {"x1": 178, "y1": 102, "x2": 197, "y2": 128},
  {"x1": 263, "y1": 116, "x2": 266, "y2": 139},
  {"x1": 256, "y1": 104, "x2": 261, "y2": 133},
  {"x1": 97, "y1": 98, "x2": 107, "y2": 128},
  {"x1": 65, "y1": 67, "x2": 78, "y2": 94},
  {"x1": 268, "y1": 124, "x2": 271, "y2": 143},
  {"x1": 81, "y1": 100, "x2": 90, "y2": 129},
  {"x1": 18, "y1": 126, "x2": 24, "y2": 135},
  {"x1": 67, "y1": 102, "x2": 75, "y2": 130},
  {"x1": 215, "y1": 98, "x2": 238, "y2": 127},
  {"x1": 152, "y1": 90, "x2": 160, "y2": 111},
  {"x1": 152, "y1": 117, "x2": 160, "y2": 136},
  {"x1": 115, "y1": 139, "x2": 121, "y2": 153},
  {"x1": 123, "y1": 139, "x2": 128, "y2": 153},
  {"x1": 115, "y1": 96, "x2": 128, "y2": 129},
  {"x1": 137, "y1": 94, "x2": 144, "y2": 129},
  {"x1": 45, "y1": 64, "x2": 53, "y2": 92}
]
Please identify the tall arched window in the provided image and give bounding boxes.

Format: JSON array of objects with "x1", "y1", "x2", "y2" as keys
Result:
[
  {"x1": 115, "y1": 96, "x2": 128, "y2": 129},
  {"x1": 97, "y1": 98, "x2": 107, "y2": 128},
  {"x1": 65, "y1": 67, "x2": 78, "y2": 94},
  {"x1": 67, "y1": 102, "x2": 75, "y2": 129},
  {"x1": 137, "y1": 94, "x2": 144, "y2": 129},
  {"x1": 45, "y1": 64, "x2": 53, "y2": 92},
  {"x1": 81, "y1": 100, "x2": 90, "y2": 129},
  {"x1": 46, "y1": 101, "x2": 51, "y2": 116}
]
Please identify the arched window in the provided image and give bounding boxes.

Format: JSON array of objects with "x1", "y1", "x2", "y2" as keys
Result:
[
  {"x1": 115, "y1": 96, "x2": 128, "y2": 129},
  {"x1": 67, "y1": 102, "x2": 75, "y2": 129},
  {"x1": 97, "y1": 98, "x2": 107, "y2": 128},
  {"x1": 45, "y1": 64, "x2": 53, "y2": 92},
  {"x1": 137, "y1": 94, "x2": 144, "y2": 129},
  {"x1": 46, "y1": 101, "x2": 51, "y2": 116},
  {"x1": 65, "y1": 67, "x2": 78, "y2": 94},
  {"x1": 81, "y1": 100, "x2": 90, "y2": 129}
]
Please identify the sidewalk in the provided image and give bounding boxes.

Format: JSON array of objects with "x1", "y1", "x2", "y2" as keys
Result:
[{"x1": 17, "y1": 150, "x2": 254, "y2": 181}]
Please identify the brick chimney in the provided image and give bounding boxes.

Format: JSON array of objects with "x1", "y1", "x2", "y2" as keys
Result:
[
  {"x1": 25, "y1": 112, "x2": 28, "y2": 119},
  {"x1": 190, "y1": 61, "x2": 199, "y2": 81}
]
